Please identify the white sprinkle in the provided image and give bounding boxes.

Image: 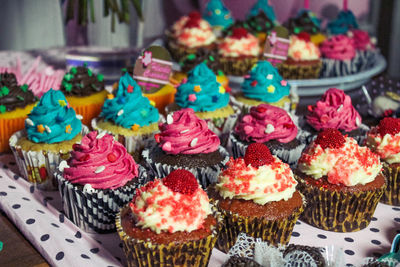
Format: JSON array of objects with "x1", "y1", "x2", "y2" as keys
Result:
[
  {"x1": 167, "y1": 114, "x2": 173, "y2": 124},
  {"x1": 190, "y1": 138, "x2": 198, "y2": 147},
  {"x1": 347, "y1": 31, "x2": 354, "y2": 38},
  {"x1": 83, "y1": 184, "x2": 95, "y2": 193},
  {"x1": 25, "y1": 118, "x2": 34, "y2": 126},
  {"x1": 45, "y1": 125, "x2": 51, "y2": 133},
  {"x1": 371, "y1": 37, "x2": 377, "y2": 45},
  {"x1": 180, "y1": 129, "x2": 189, "y2": 134},
  {"x1": 58, "y1": 160, "x2": 69, "y2": 172},
  {"x1": 267, "y1": 74, "x2": 273, "y2": 80},
  {"x1": 265, "y1": 124, "x2": 275, "y2": 134},
  {"x1": 337, "y1": 104, "x2": 343, "y2": 112},
  {"x1": 76, "y1": 114, "x2": 83, "y2": 120},
  {"x1": 117, "y1": 109, "x2": 124, "y2": 116},
  {"x1": 96, "y1": 131, "x2": 107, "y2": 139},
  {"x1": 356, "y1": 117, "x2": 361, "y2": 126},
  {"x1": 95, "y1": 166, "x2": 105, "y2": 173}
]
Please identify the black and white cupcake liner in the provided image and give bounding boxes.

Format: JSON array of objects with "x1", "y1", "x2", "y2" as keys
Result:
[
  {"x1": 320, "y1": 52, "x2": 363, "y2": 78},
  {"x1": 142, "y1": 145, "x2": 230, "y2": 188},
  {"x1": 357, "y1": 49, "x2": 379, "y2": 71},
  {"x1": 56, "y1": 165, "x2": 148, "y2": 234},
  {"x1": 9, "y1": 125, "x2": 89, "y2": 191}
]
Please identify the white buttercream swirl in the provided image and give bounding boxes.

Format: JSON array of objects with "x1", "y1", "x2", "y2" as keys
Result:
[{"x1": 366, "y1": 131, "x2": 400, "y2": 164}]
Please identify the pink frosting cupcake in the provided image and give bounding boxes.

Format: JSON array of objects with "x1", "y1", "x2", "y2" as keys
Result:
[
  {"x1": 319, "y1": 35, "x2": 361, "y2": 77},
  {"x1": 230, "y1": 103, "x2": 308, "y2": 166},
  {"x1": 303, "y1": 88, "x2": 368, "y2": 144},
  {"x1": 56, "y1": 131, "x2": 146, "y2": 233},
  {"x1": 142, "y1": 108, "x2": 229, "y2": 188},
  {"x1": 349, "y1": 29, "x2": 378, "y2": 70}
]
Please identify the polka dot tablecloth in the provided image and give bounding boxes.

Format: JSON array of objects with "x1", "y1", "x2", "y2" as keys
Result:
[{"x1": 0, "y1": 153, "x2": 399, "y2": 267}]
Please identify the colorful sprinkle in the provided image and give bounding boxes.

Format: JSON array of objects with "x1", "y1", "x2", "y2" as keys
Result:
[
  {"x1": 58, "y1": 100, "x2": 67, "y2": 107},
  {"x1": 188, "y1": 94, "x2": 197, "y2": 102},
  {"x1": 219, "y1": 86, "x2": 225, "y2": 94},
  {"x1": 107, "y1": 153, "x2": 117, "y2": 162},
  {"x1": 63, "y1": 83, "x2": 72, "y2": 92},
  {"x1": 281, "y1": 80, "x2": 288, "y2": 86},
  {"x1": 21, "y1": 84, "x2": 28, "y2": 92},
  {"x1": 154, "y1": 133, "x2": 160, "y2": 143},
  {"x1": 94, "y1": 166, "x2": 105, "y2": 174},
  {"x1": 244, "y1": 125, "x2": 253, "y2": 134},
  {"x1": 0, "y1": 86, "x2": 9, "y2": 97},
  {"x1": 65, "y1": 125, "x2": 72, "y2": 133},
  {"x1": 83, "y1": 184, "x2": 95, "y2": 193},
  {"x1": 167, "y1": 114, "x2": 174, "y2": 124},
  {"x1": 87, "y1": 69, "x2": 93, "y2": 77},
  {"x1": 131, "y1": 124, "x2": 140, "y2": 131},
  {"x1": 267, "y1": 74, "x2": 273, "y2": 80},
  {"x1": 140, "y1": 109, "x2": 148, "y2": 117},
  {"x1": 37, "y1": 124, "x2": 45, "y2": 133},
  {"x1": 251, "y1": 80, "x2": 258, "y2": 86},
  {"x1": 97, "y1": 73, "x2": 104, "y2": 82},
  {"x1": 64, "y1": 73, "x2": 73, "y2": 81},
  {"x1": 107, "y1": 94, "x2": 114, "y2": 99},
  {"x1": 45, "y1": 125, "x2": 51, "y2": 133},
  {"x1": 265, "y1": 124, "x2": 275, "y2": 134},
  {"x1": 356, "y1": 117, "x2": 361, "y2": 126},
  {"x1": 0, "y1": 105, "x2": 5, "y2": 113},
  {"x1": 267, "y1": 85, "x2": 275, "y2": 93},
  {"x1": 127, "y1": 85, "x2": 134, "y2": 93},
  {"x1": 187, "y1": 54, "x2": 196, "y2": 60},
  {"x1": 76, "y1": 114, "x2": 83, "y2": 120},
  {"x1": 190, "y1": 138, "x2": 198, "y2": 147},
  {"x1": 17, "y1": 95, "x2": 24, "y2": 101},
  {"x1": 96, "y1": 131, "x2": 106, "y2": 139},
  {"x1": 25, "y1": 118, "x2": 34, "y2": 126},
  {"x1": 70, "y1": 67, "x2": 77, "y2": 74},
  {"x1": 337, "y1": 104, "x2": 343, "y2": 112},
  {"x1": 181, "y1": 129, "x2": 189, "y2": 134},
  {"x1": 194, "y1": 85, "x2": 202, "y2": 92},
  {"x1": 117, "y1": 109, "x2": 124, "y2": 116},
  {"x1": 162, "y1": 141, "x2": 172, "y2": 151},
  {"x1": 79, "y1": 154, "x2": 90, "y2": 161},
  {"x1": 149, "y1": 100, "x2": 156, "y2": 107},
  {"x1": 215, "y1": 9, "x2": 221, "y2": 15}
]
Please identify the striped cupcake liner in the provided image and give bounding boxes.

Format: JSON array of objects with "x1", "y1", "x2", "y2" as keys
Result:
[
  {"x1": 56, "y1": 166, "x2": 148, "y2": 233},
  {"x1": 142, "y1": 145, "x2": 230, "y2": 189},
  {"x1": 9, "y1": 125, "x2": 89, "y2": 191},
  {"x1": 381, "y1": 162, "x2": 400, "y2": 206}
]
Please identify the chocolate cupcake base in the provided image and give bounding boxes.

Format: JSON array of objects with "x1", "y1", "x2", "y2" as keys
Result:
[
  {"x1": 218, "y1": 56, "x2": 259, "y2": 76},
  {"x1": 278, "y1": 61, "x2": 322, "y2": 80},
  {"x1": 381, "y1": 162, "x2": 400, "y2": 206}
]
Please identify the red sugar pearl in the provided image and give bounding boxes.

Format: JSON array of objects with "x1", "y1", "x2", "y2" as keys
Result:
[{"x1": 107, "y1": 153, "x2": 117, "y2": 162}]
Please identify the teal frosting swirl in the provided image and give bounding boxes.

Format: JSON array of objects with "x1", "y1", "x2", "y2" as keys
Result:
[
  {"x1": 241, "y1": 61, "x2": 290, "y2": 103},
  {"x1": 26, "y1": 89, "x2": 82, "y2": 144},
  {"x1": 100, "y1": 73, "x2": 159, "y2": 128},
  {"x1": 203, "y1": 0, "x2": 234, "y2": 29},
  {"x1": 175, "y1": 63, "x2": 230, "y2": 112},
  {"x1": 327, "y1": 10, "x2": 359, "y2": 35},
  {"x1": 247, "y1": 0, "x2": 276, "y2": 22}
]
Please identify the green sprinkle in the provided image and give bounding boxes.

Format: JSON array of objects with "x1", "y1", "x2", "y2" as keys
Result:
[
  {"x1": 97, "y1": 74, "x2": 104, "y2": 82},
  {"x1": 140, "y1": 109, "x2": 148, "y2": 117},
  {"x1": 179, "y1": 62, "x2": 184, "y2": 67},
  {"x1": 0, "y1": 241, "x2": 3, "y2": 251},
  {"x1": 0, "y1": 105, "x2": 6, "y2": 113},
  {"x1": 21, "y1": 84, "x2": 28, "y2": 92},
  {"x1": 187, "y1": 54, "x2": 196, "y2": 60},
  {"x1": 265, "y1": 22, "x2": 271, "y2": 27},
  {"x1": 64, "y1": 83, "x2": 72, "y2": 92},
  {"x1": 17, "y1": 95, "x2": 24, "y2": 101},
  {"x1": 70, "y1": 67, "x2": 77, "y2": 74},
  {"x1": 294, "y1": 27, "x2": 300, "y2": 34},
  {"x1": 217, "y1": 70, "x2": 224, "y2": 76},
  {"x1": 83, "y1": 62, "x2": 88, "y2": 67},
  {"x1": 78, "y1": 83, "x2": 84, "y2": 88},
  {"x1": 312, "y1": 28, "x2": 317, "y2": 33},
  {"x1": 209, "y1": 56, "x2": 215, "y2": 62},
  {"x1": 64, "y1": 73, "x2": 73, "y2": 81},
  {"x1": 121, "y1": 68, "x2": 127, "y2": 73},
  {"x1": 1, "y1": 87, "x2": 9, "y2": 96},
  {"x1": 87, "y1": 69, "x2": 93, "y2": 77},
  {"x1": 203, "y1": 59, "x2": 208, "y2": 64},
  {"x1": 256, "y1": 26, "x2": 262, "y2": 31}
]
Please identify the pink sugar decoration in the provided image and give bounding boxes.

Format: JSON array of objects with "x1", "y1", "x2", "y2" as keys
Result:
[
  {"x1": 188, "y1": 94, "x2": 197, "y2": 102},
  {"x1": 281, "y1": 80, "x2": 287, "y2": 86}
]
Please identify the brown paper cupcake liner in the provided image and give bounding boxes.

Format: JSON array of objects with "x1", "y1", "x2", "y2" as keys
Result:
[
  {"x1": 278, "y1": 61, "x2": 322, "y2": 80},
  {"x1": 9, "y1": 125, "x2": 89, "y2": 191},
  {"x1": 295, "y1": 174, "x2": 385, "y2": 232},
  {"x1": 218, "y1": 56, "x2": 259, "y2": 76},
  {"x1": 115, "y1": 205, "x2": 223, "y2": 267},
  {"x1": 214, "y1": 199, "x2": 304, "y2": 253},
  {"x1": 382, "y1": 162, "x2": 400, "y2": 206},
  {"x1": 57, "y1": 166, "x2": 148, "y2": 233}
]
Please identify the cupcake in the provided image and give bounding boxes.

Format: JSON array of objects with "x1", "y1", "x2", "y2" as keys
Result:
[
  {"x1": 296, "y1": 129, "x2": 385, "y2": 232},
  {"x1": 245, "y1": 0, "x2": 276, "y2": 44},
  {"x1": 60, "y1": 65, "x2": 107, "y2": 126},
  {"x1": 57, "y1": 131, "x2": 146, "y2": 233},
  {"x1": 217, "y1": 27, "x2": 261, "y2": 76},
  {"x1": 231, "y1": 104, "x2": 306, "y2": 166},
  {"x1": 286, "y1": 9, "x2": 325, "y2": 45},
  {"x1": 142, "y1": 108, "x2": 229, "y2": 188},
  {"x1": 327, "y1": 10, "x2": 358, "y2": 35},
  {"x1": 319, "y1": 34, "x2": 361, "y2": 77},
  {"x1": 278, "y1": 33, "x2": 322, "y2": 80},
  {"x1": 116, "y1": 169, "x2": 222, "y2": 267},
  {"x1": 170, "y1": 63, "x2": 238, "y2": 144},
  {"x1": 0, "y1": 73, "x2": 37, "y2": 152},
  {"x1": 202, "y1": 0, "x2": 234, "y2": 35},
  {"x1": 232, "y1": 60, "x2": 292, "y2": 112},
  {"x1": 349, "y1": 29, "x2": 378, "y2": 70},
  {"x1": 166, "y1": 11, "x2": 217, "y2": 63},
  {"x1": 303, "y1": 88, "x2": 368, "y2": 144},
  {"x1": 366, "y1": 117, "x2": 400, "y2": 206},
  {"x1": 208, "y1": 143, "x2": 304, "y2": 252},
  {"x1": 92, "y1": 73, "x2": 160, "y2": 161},
  {"x1": 9, "y1": 89, "x2": 87, "y2": 190}
]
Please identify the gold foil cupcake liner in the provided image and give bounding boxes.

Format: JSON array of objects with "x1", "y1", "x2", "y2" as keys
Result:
[
  {"x1": 382, "y1": 162, "x2": 400, "y2": 206},
  {"x1": 295, "y1": 174, "x2": 385, "y2": 232},
  {"x1": 214, "y1": 199, "x2": 304, "y2": 253},
  {"x1": 278, "y1": 61, "x2": 322, "y2": 80},
  {"x1": 115, "y1": 205, "x2": 223, "y2": 267},
  {"x1": 218, "y1": 56, "x2": 259, "y2": 76},
  {"x1": 9, "y1": 126, "x2": 89, "y2": 191}
]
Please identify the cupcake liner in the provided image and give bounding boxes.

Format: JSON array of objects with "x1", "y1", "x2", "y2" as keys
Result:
[
  {"x1": 9, "y1": 125, "x2": 89, "y2": 191},
  {"x1": 320, "y1": 53, "x2": 362, "y2": 78},
  {"x1": 214, "y1": 196, "x2": 304, "y2": 253},
  {"x1": 166, "y1": 36, "x2": 215, "y2": 64},
  {"x1": 381, "y1": 162, "x2": 400, "y2": 206},
  {"x1": 229, "y1": 131, "x2": 308, "y2": 167},
  {"x1": 218, "y1": 56, "x2": 259, "y2": 76},
  {"x1": 357, "y1": 50, "x2": 379, "y2": 71},
  {"x1": 278, "y1": 61, "x2": 322, "y2": 80},
  {"x1": 295, "y1": 174, "x2": 385, "y2": 232},
  {"x1": 91, "y1": 118, "x2": 159, "y2": 162},
  {"x1": 116, "y1": 204, "x2": 223, "y2": 267},
  {"x1": 142, "y1": 145, "x2": 230, "y2": 188},
  {"x1": 57, "y1": 166, "x2": 148, "y2": 233}
]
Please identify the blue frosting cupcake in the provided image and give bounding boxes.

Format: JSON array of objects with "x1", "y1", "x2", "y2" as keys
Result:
[
  {"x1": 203, "y1": 0, "x2": 234, "y2": 30},
  {"x1": 247, "y1": 0, "x2": 276, "y2": 22},
  {"x1": 327, "y1": 10, "x2": 358, "y2": 35}
]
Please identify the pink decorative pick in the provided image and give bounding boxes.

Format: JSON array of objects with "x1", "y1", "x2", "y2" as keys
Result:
[
  {"x1": 343, "y1": 0, "x2": 348, "y2": 11},
  {"x1": 304, "y1": 0, "x2": 310, "y2": 9}
]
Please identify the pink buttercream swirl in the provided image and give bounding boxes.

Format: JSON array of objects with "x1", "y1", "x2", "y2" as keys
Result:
[
  {"x1": 350, "y1": 29, "x2": 375, "y2": 51},
  {"x1": 306, "y1": 88, "x2": 362, "y2": 132},
  {"x1": 63, "y1": 131, "x2": 139, "y2": 190},
  {"x1": 234, "y1": 104, "x2": 298, "y2": 143},
  {"x1": 320, "y1": 35, "x2": 356, "y2": 60},
  {"x1": 157, "y1": 108, "x2": 220, "y2": 154}
]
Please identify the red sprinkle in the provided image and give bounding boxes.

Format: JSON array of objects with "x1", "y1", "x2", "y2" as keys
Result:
[
  {"x1": 244, "y1": 143, "x2": 274, "y2": 168},
  {"x1": 378, "y1": 117, "x2": 400, "y2": 136},
  {"x1": 107, "y1": 153, "x2": 117, "y2": 162},
  {"x1": 184, "y1": 11, "x2": 201, "y2": 28},
  {"x1": 297, "y1": 32, "x2": 311, "y2": 42},
  {"x1": 315, "y1": 129, "x2": 345, "y2": 149},
  {"x1": 231, "y1": 27, "x2": 248, "y2": 39},
  {"x1": 188, "y1": 11, "x2": 201, "y2": 20},
  {"x1": 251, "y1": 80, "x2": 258, "y2": 87},
  {"x1": 79, "y1": 154, "x2": 90, "y2": 162},
  {"x1": 256, "y1": 106, "x2": 267, "y2": 113},
  {"x1": 162, "y1": 169, "x2": 198, "y2": 195},
  {"x1": 154, "y1": 133, "x2": 161, "y2": 143},
  {"x1": 127, "y1": 85, "x2": 134, "y2": 93}
]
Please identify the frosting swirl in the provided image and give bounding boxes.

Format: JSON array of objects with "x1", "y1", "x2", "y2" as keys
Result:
[
  {"x1": 241, "y1": 61, "x2": 290, "y2": 103},
  {"x1": 287, "y1": 35, "x2": 320, "y2": 61},
  {"x1": 157, "y1": 108, "x2": 220, "y2": 155},
  {"x1": 203, "y1": 0, "x2": 234, "y2": 29},
  {"x1": 235, "y1": 104, "x2": 297, "y2": 143},
  {"x1": 63, "y1": 131, "x2": 138, "y2": 189},
  {"x1": 306, "y1": 88, "x2": 362, "y2": 132},
  {"x1": 350, "y1": 29, "x2": 375, "y2": 51},
  {"x1": 298, "y1": 137, "x2": 381, "y2": 186},
  {"x1": 130, "y1": 178, "x2": 211, "y2": 233},
  {"x1": 100, "y1": 73, "x2": 159, "y2": 129},
  {"x1": 327, "y1": 10, "x2": 358, "y2": 35},
  {"x1": 320, "y1": 35, "x2": 355, "y2": 60},
  {"x1": 25, "y1": 89, "x2": 82, "y2": 143},
  {"x1": 218, "y1": 28, "x2": 260, "y2": 57},
  {"x1": 60, "y1": 66, "x2": 105, "y2": 96},
  {"x1": 175, "y1": 63, "x2": 229, "y2": 112},
  {"x1": 247, "y1": 0, "x2": 276, "y2": 22},
  {"x1": 216, "y1": 156, "x2": 297, "y2": 205}
]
